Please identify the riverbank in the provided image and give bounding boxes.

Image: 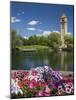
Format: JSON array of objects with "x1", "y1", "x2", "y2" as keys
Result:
[
  {"x1": 14, "y1": 45, "x2": 73, "y2": 52},
  {"x1": 15, "y1": 45, "x2": 52, "y2": 52}
]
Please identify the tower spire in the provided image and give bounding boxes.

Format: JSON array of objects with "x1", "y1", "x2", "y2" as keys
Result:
[{"x1": 60, "y1": 13, "x2": 68, "y2": 47}]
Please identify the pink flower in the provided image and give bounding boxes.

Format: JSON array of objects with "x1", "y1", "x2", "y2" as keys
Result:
[
  {"x1": 31, "y1": 70, "x2": 38, "y2": 76},
  {"x1": 38, "y1": 80, "x2": 46, "y2": 87},
  {"x1": 44, "y1": 93, "x2": 50, "y2": 96},
  {"x1": 29, "y1": 82, "x2": 34, "y2": 89},
  {"x1": 45, "y1": 85, "x2": 50, "y2": 94},
  {"x1": 37, "y1": 90, "x2": 43, "y2": 96},
  {"x1": 29, "y1": 80, "x2": 38, "y2": 89}
]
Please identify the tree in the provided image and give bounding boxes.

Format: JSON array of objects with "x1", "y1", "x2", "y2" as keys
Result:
[
  {"x1": 22, "y1": 38, "x2": 29, "y2": 45},
  {"x1": 48, "y1": 32, "x2": 61, "y2": 49},
  {"x1": 15, "y1": 37, "x2": 23, "y2": 46},
  {"x1": 28, "y1": 35, "x2": 39, "y2": 45},
  {"x1": 27, "y1": 35, "x2": 48, "y2": 46},
  {"x1": 38, "y1": 36, "x2": 48, "y2": 46},
  {"x1": 64, "y1": 34, "x2": 73, "y2": 49},
  {"x1": 11, "y1": 29, "x2": 23, "y2": 48},
  {"x1": 11, "y1": 30, "x2": 17, "y2": 48}
]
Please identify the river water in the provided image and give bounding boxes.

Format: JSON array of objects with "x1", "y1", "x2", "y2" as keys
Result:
[{"x1": 12, "y1": 50, "x2": 74, "y2": 71}]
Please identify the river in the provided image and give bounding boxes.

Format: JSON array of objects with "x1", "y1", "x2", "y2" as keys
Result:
[{"x1": 12, "y1": 50, "x2": 74, "y2": 71}]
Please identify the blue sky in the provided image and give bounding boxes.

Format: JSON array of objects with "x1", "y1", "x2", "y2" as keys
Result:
[{"x1": 11, "y1": 2, "x2": 74, "y2": 38}]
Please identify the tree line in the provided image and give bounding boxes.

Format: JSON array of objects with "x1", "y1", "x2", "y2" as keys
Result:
[{"x1": 11, "y1": 30, "x2": 73, "y2": 50}]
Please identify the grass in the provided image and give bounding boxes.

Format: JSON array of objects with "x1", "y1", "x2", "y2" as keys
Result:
[{"x1": 16, "y1": 45, "x2": 51, "y2": 51}]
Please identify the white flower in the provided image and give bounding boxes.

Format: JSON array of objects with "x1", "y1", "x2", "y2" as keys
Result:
[
  {"x1": 35, "y1": 67, "x2": 44, "y2": 73},
  {"x1": 28, "y1": 72, "x2": 43, "y2": 81},
  {"x1": 11, "y1": 79, "x2": 23, "y2": 95},
  {"x1": 28, "y1": 75, "x2": 35, "y2": 80},
  {"x1": 44, "y1": 66, "x2": 49, "y2": 72},
  {"x1": 58, "y1": 85, "x2": 63, "y2": 90},
  {"x1": 44, "y1": 66, "x2": 49, "y2": 69},
  {"x1": 64, "y1": 83, "x2": 73, "y2": 94},
  {"x1": 65, "y1": 88, "x2": 71, "y2": 94}
]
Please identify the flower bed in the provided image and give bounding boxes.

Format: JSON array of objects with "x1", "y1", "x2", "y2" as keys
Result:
[{"x1": 11, "y1": 66, "x2": 74, "y2": 98}]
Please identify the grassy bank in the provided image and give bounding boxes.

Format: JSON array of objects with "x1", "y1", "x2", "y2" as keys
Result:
[{"x1": 16, "y1": 45, "x2": 52, "y2": 52}]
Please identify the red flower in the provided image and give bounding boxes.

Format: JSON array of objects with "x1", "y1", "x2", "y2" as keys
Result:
[
  {"x1": 18, "y1": 82, "x2": 23, "y2": 88},
  {"x1": 23, "y1": 79, "x2": 30, "y2": 85},
  {"x1": 38, "y1": 81, "x2": 46, "y2": 87}
]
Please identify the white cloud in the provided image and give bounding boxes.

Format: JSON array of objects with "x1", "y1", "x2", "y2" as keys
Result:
[
  {"x1": 28, "y1": 20, "x2": 39, "y2": 25},
  {"x1": 42, "y1": 31, "x2": 51, "y2": 36},
  {"x1": 36, "y1": 30, "x2": 51, "y2": 37},
  {"x1": 11, "y1": 17, "x2": 21, "y2": 23},
  {"x1": 36, "y1": 30, "x2": 60, "y2": 37},
  {"x1": 67, "y1": 32, "x2": 72, "y2": 35},
  {"x1": 52, "y1": 31, "x2": 60, "y2": 33},
  {"x1": 23, "y1": 36, "x2": 28, "y2": 39},
  {"x1": 27, "y1": 27, "x2": 36, "y2": 31}
]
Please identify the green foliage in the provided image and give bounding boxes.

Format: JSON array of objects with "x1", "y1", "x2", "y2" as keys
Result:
[
  {"x1": 23, "y1": 35, "x2": 48, "y2": 46},
  {"x1": 64, "y1": 34, "x2": 73, "y2": 44},
  {"x1": 22, "y1": 32, "x2": 62, "y2": 50},
  {"x1": 15, "y1": 37, "x2": 23, "y2": 46},
  {"x1": 11, "y1": 29, "x2": 73, "y2": 50},
  {"x1": 11, "y1": 29, "x2": 23, "y2": 48},
  {"x1": 52, "y1": 88, "x2": 58, "y2": 95},
  {"x1": 11, "y1": 30, "x2": 17, "y2": 48},
  {"x1": 48, "y1": 32, "x2": 61, "y2": 49},
  {"x1": 64, "y1": 34, "x2": 73, "y2": 48},
  {"x1": 38, "y1": 36, "x2": 48, "y2": 46},
  {"x1": 22, "y1": 38, "x2": 29, "y2": 45},
  {"x1": 29, "y1": 35, "x2": 39, "y2": 45},
  {"x1": 16, "y1": 45, "x2": 49, "y2": 51}
]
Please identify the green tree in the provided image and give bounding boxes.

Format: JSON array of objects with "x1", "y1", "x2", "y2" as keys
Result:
[
  {"x1": 27, "y1": 35, "x2": 48, "y2": 46},
  {"x1": 48, "y1": 32, "x2": 61, "y2": 49},
  {"x1": 64, "y1": 34, "x2": 73, "y2": 49},
  {"x1": 11, "y1": 30, "x2": 17, "y2": 48},
  {"x1": 22, "y1": 38, "x2": 29, "y2": 45},
  {"x1": 15, "y1": 37, "x2": 23, "y2": 46},
  {"x1": 38, "y1": 36, "x2": 48, "y2": 46},
  {"x1": 11, "y1": 29, "x2": 23, "y2": 48},
  {"x1": 28, "y1": 35, "x2": 39, "y2": 45}
]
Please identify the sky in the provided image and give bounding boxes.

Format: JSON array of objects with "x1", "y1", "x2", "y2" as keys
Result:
[{"x1": 10, "y1": 1, "x2": 74, "y2": 38}]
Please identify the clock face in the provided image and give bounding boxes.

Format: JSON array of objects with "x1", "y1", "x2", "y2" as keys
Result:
[
  {"x1": 62, "y1": 19, "x2": 64, "y2": 22},
  {"x1": 61, "y1": 17, "x2": 67, "y2": 23}
]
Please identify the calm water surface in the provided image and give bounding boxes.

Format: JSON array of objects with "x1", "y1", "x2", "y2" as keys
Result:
[{"x1": 12, "y1": 50, "x2": 74, "y2": 71}]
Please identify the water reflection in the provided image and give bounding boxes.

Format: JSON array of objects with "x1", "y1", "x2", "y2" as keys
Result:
[
  {"x1": 12, "y1": 50, "x2": 73, "y2": 71},
  {"x1": 61, "y1": 52, "x2": 67, "y2": 71}
]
